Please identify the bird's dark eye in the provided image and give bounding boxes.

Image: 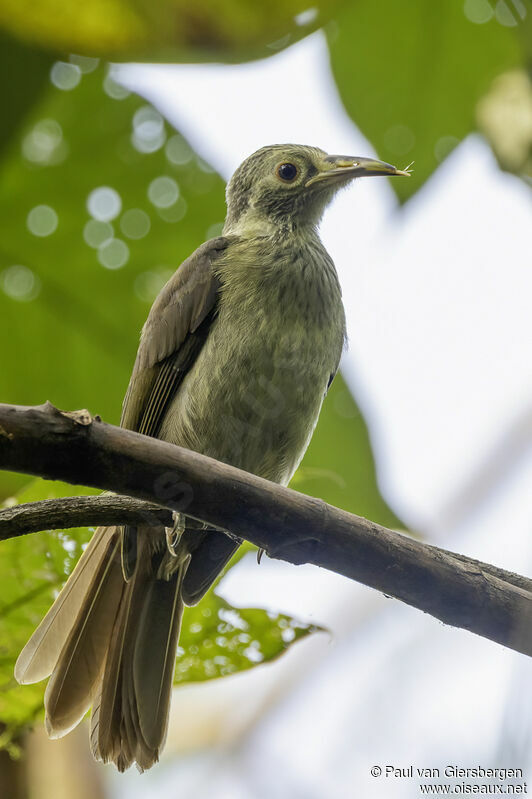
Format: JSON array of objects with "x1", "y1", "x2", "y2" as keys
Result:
[{"x1": 276, "y1": 162, "x2": 299, "y2": 182}]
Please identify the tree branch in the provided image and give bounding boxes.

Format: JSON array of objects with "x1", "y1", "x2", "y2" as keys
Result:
[
  {"x1": 0, "y1": 495, "x2": 174, "y2": 541},
  {"x1": 3, "y1": 493, "x2": 532, "y2": 597},
  {"x1": 0, "y1": 401, "x2": 531, "y2": 658}
]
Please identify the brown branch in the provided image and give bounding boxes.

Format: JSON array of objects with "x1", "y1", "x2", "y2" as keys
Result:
[
  {"x1": 2, "y1": 494, "x2": 532, "y2": 597},
  {"x1": 0, "y1": 495, "x2": 174, "y2": 541},
  {"x1": 0, "y1": 401, "x2": 531, "y2": 659}
]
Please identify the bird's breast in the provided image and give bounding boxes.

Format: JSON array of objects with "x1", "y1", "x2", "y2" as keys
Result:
[{"x1": 159, "y1": 235, "x2": 346, "y2": 484}]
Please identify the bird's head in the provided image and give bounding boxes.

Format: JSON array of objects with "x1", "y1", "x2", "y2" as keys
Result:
[{"x1": 224, "y1": 143, "x2": 410, "y2": 236}]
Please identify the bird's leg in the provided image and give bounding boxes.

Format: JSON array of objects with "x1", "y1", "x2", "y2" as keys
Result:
[{"x1": 165, "y1": 511, "x2": 186, "y2": 557}]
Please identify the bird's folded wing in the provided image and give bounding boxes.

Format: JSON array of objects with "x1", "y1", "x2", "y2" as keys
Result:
[{"x1": 120, "y1": 236, "x2": 229, "y2": 436}]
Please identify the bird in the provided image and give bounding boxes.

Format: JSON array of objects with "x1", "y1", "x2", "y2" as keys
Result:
[{"x1": 15, "y1": 144, "x2": 409, "y2": 771}]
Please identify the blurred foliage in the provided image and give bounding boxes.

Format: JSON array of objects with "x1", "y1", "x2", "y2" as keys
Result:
[
  {"x1": 0, "y1": 0, "x2": 343, "y2": 63},
  {"x1": 0, "y1": 480, "x2": 319, "y2": 747},
  {"x1": 0, "y1": 34, "x2": 53, "y2": 159},
  {"x1": 327, "y1": 0, "x2": 531, "y2": 200}
]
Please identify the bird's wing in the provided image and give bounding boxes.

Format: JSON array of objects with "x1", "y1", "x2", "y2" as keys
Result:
[
  {"x1": 120, "y1": 236, "x2": 229, "y2": 437},
  {"x1": 119, "y1": 236, "x2": 230, "y2": 580}
]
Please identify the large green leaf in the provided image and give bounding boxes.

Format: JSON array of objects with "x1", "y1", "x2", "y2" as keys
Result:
[
  {"x1": 0, "y1": 0, "x2": 343, "y2": 63},
  {"x1": 327, "y1": 0, "x2": 528, "y2": 200}
]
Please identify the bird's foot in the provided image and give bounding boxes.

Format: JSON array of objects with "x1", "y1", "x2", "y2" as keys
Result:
[{"x1": 165, "y1": 512, "x2": 186, "y2": 557}]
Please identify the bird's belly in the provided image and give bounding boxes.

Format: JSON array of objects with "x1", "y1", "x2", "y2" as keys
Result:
[{"x1": 158, "y1": 316, "x2": 336, "y2": 485}]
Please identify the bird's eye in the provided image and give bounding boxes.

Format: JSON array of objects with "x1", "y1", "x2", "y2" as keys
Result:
[{"x1": 276, "y1": 163, "x2": 299, "y2": 182}]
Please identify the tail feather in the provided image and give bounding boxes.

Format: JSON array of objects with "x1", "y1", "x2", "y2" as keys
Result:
[
  {"x1": 92, "y1": 573, "x2": 135, "y2": 763},
  {"x1": 15, "y1": 526, "x2": 115, "y2": 685},
  {"x1": 92, "y1": 559, "x2": 153, "y2": 770},
  {"x1": 44, "y1": 531, "x2": 124, "y2": 737},
  {"x1": 16, "y1": 524, "x2": 192, "y2": 771},
  {"x1": 133, "y1": 558, "x2": 187, "y2": 750}
]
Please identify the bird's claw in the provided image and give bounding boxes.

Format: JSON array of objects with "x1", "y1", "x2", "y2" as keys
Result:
[{"x1": 165, "y1": 512, "x2": 186, "y2": 557}]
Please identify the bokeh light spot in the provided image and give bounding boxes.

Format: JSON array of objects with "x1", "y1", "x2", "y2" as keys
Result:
[
  {"x1": 165, "y1": 135, "x2": 193, "y2": 166},
  {"x1": 132, "y1": 106, "x2": 166, "y2": 153},
  {"x1": 83, "y1": 220, "x2": 114, "y2": 249},
  {"x1": 50, "y1": 62, "x2": 81, "y2": 91},
  {"x1": 157, "y1": 196, "x2": 187, "y2": 223},
  {"x1": 103, "y1": 70, "x2": 130, "y2": 100},
  {"x1": 383, "y1": 124, "x2": 416, "y2": 155},
  {"x1": 69, "y1": 54, "x2": 99, "y2": 74},
  {"x1": 495, "y1": 0, "x2": 522, "y2": 25},
  {"x1": 206, "y1": 222, "x2": 224, "y2": 239},
  {"x1": 134, "y1": 269, "x2": 172, "y2": 302},
  {"x1": 97, "y1": 239, "x2": 129, "y2": 270},
  {"x1": 434, "y1": 135, "x2": 460, "y2": 162},
  {"x1": 243, "y1": 643, "x2": 264, "y2": 663},
  {"x1": 1, "y1": 265, "x2": 41, "y2": 302},
  {"x1": 294, "y1": 7, "x2": 318, "y2": 25},
  {"x1": 26, "y1": 205, "x2": 58, "y2": 237},
  {"x1": 148, "y1": 176, "x2": 179, "y2": 208},
  {"x1": 22, "y1": 119, "x2": 65, "y2": 166},
  {"x1": 463, "y1": 0, "x2": 494, "y2": 23},
  {"x1": 281, "y1": 627, "x2": 296, "y2": 642},
  {"x1": 120, "y1": 209, "x2": 151, "y2": 239},
  {"x1": 87, "y1": 187, "x2": 122, "y2": 222}
]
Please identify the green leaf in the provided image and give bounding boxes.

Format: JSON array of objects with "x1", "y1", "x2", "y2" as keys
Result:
[
  {"x1": 327, "y1": 0, "x2": 528, "y2": 200},
  {"x1": 0, "y1": 0, "x2": 343, "y2": 63},
  {"x1": 178, "y1": 575, "x2": 320, "y2": 684}
]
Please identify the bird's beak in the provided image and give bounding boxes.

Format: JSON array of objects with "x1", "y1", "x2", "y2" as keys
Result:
[{"x1": 306, "y1": 155, "x2": 412, "y2": 186}]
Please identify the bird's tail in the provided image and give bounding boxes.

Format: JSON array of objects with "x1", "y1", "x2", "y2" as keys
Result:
[{"x1": 15, "y1": 525, "x2": 187, "y2": 771}]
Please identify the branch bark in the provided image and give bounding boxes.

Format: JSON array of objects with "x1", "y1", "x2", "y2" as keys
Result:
[
  {"x1": 0, "y1": 495, "x2": 173, "y2": 541},
  {"x1": 1, "y1": 401, "x2": 531, "y2": 659}
]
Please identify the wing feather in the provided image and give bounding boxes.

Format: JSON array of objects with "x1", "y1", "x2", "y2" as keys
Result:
[{"x1": 120, "y1": 236, "x2": 228, "y2": 433}]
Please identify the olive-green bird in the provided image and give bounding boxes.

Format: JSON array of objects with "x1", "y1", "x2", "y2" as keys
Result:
[{"x1": 15, "y1": 145, "x2": 409, "y2": 771}]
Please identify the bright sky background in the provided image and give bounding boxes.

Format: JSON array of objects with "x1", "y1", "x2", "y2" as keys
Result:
[{"x1": 111, "y1": 31, "x2": 532, "y2": 799}]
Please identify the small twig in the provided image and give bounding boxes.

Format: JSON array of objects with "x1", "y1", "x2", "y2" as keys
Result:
[{"x1": 0, "y1": 495, "x2": 174, "y2": 541}]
